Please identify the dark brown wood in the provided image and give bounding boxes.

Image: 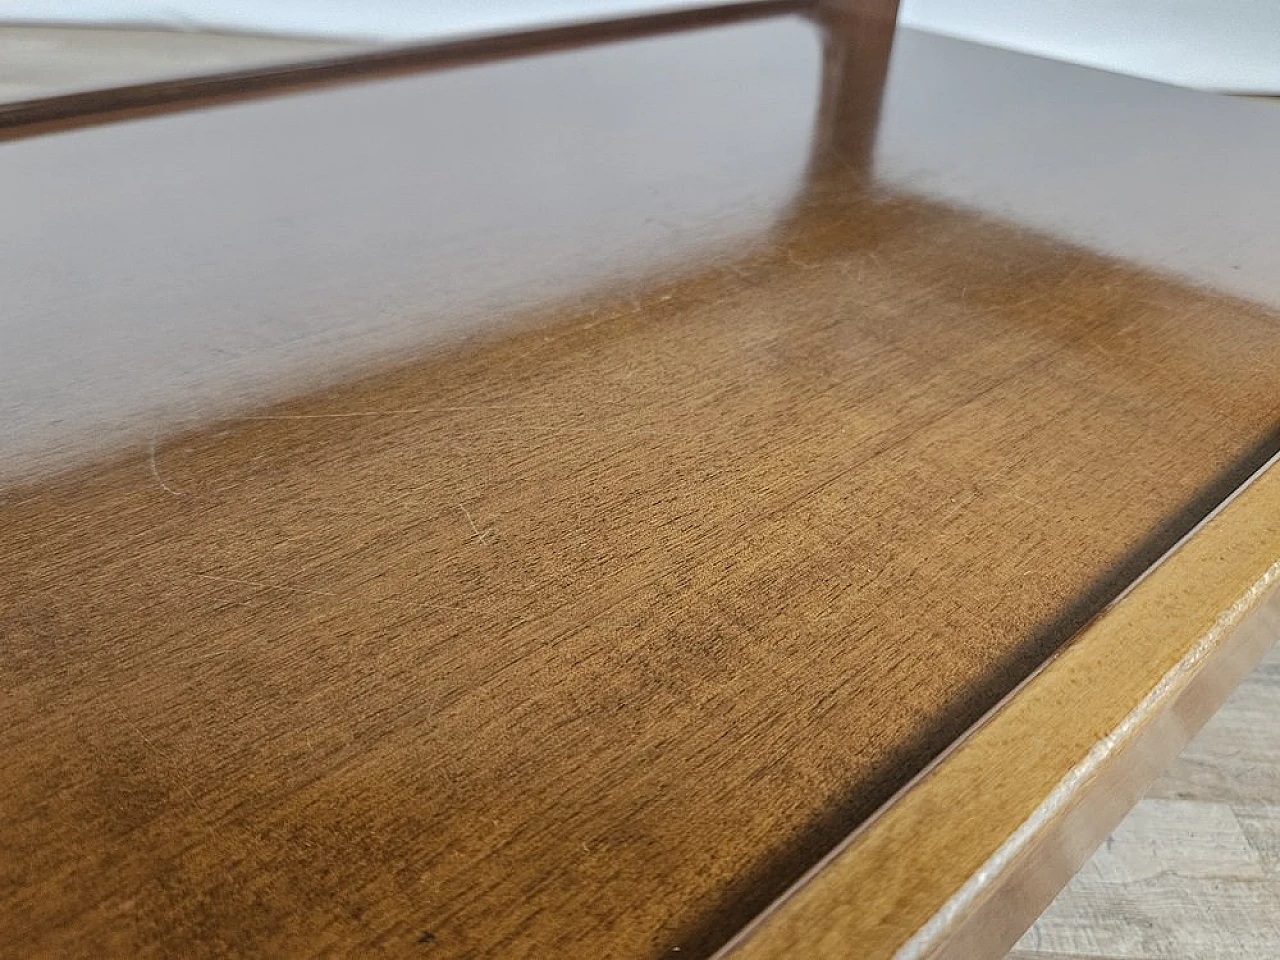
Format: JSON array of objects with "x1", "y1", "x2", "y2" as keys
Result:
[
  {"x1": 3, "y1": 13, "x2": 1280, "y2": 960},
  {"x1": 811, "y1": 0, "x2": 901, "y2": 172}
]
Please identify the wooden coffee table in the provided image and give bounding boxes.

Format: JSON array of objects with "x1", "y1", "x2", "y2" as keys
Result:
[{"x1": 2, "y1": 3, "x2": 1277, "y2": 957}]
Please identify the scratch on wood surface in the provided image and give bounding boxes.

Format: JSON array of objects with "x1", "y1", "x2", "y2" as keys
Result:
[
  {"x1": 148, "y1": 437, "x2": 184, "y2": 497},
  {"x1": 1011, "y1": 491, "x2": 1044, "y2": 513},
  {"x1": 123, "y1": 715, "x2": 196, "y2": 800},
  {"x1": 460, "y1": 506, "x2": 495, "y2": 546}
]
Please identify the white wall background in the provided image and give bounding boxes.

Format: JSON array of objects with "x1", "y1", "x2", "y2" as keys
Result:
[
  {"x1": 0, "y1": 1, "x2": 710, "y2": 43},
  {"x1": 900, "y1": 0, "x2": 1280, "y2": 93}
]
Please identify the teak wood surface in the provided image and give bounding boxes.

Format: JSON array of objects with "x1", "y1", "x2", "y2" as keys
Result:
[{"x1": 3, "y1": 8, "x2": 1280, "y2": 959}]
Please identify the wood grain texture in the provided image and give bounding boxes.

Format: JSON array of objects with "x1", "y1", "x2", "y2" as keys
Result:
[
  {"x1": 3, "y1": 14, "x2": 1280, "y2": 960},
  {"x1": 722, "y1": 464, "x2": 1280, "y2": 960}
]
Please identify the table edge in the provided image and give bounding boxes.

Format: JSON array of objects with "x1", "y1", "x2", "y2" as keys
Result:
[{"x1": 719, "y1": 452, "x2": 1280, "y2": 959}]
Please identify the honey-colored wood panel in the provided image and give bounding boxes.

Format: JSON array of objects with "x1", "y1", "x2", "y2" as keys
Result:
[
  {"x1": 725, "y1": 461, "x2": 1280, "y2": 959},
  {"x1": 2, "y1": 13, "x2": 1279, "y2": 960}
]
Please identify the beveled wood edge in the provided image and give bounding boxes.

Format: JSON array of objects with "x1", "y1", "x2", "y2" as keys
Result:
[
  {"x1": 0, "y1": 1, "x2": 806, "y2": 141},
  {"x1": 718, "y1": 451, "x2": 1280, "y2": 959},
  {"x1": 924, "y1": 585, "x2": 1280, "y2": 960}
]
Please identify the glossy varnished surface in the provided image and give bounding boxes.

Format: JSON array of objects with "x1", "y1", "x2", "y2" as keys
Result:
[
  {"x1": 0, "y1": 16, "x2": 823, "y2": 484},
  {"x1": 0, "y1": 2, "x2": 801, "y2": 138},
  {"x1": 3, "y1": 16, "x2": 1280, "y2": 959},
  {"x1": 727, "y1": 459, "x2": 1280, "y2": 958}
]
